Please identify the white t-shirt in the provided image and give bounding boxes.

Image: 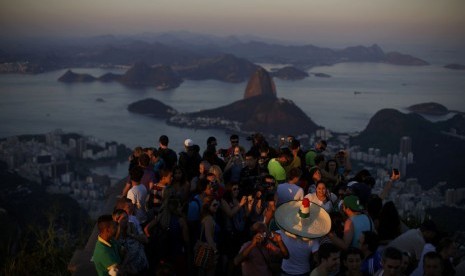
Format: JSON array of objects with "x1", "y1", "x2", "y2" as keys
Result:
[
  {"x1": 304, "y1": 192, "x2": 337, "y2": 213},
  {"x1": 278, "y1": 230, "x2": 320, "y2": 275},
  {"x1": 276, "y1": 183, "x2": 304, "y2": 206},
  {"x1": 127, "y1": 184, "x2": 148, "y2": 224}
]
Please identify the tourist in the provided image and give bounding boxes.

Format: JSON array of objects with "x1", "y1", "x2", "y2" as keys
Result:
[
  {"x1": 329, "y1": 195, "x2": 374, "y2": 250},
  {"x1": 339, "y1": 247, "x2": 363, "y2": 276},
  {"x1": 158, "y1": 135, "x2": 177, "y2": 170},
  {"x1": 126, "y1": 166, "x2": 148, "y2": 225},
  {"x1": 267, "y1": 147, "x2": 292, "y2": 184},
  {"x1": 198, "y1": 196, "x2": 221, "y2": 276},
  {"x1": 304, "y1": 139, "x2": 327, "y2": 168},
  {"x1": 304, "y1": 181, "x2": 337, "y2": 213},
  {"x1": 178, "y1": 138, "x2": 202, "y2": 181},
  {"x1": 310, "y1": 243, "x2": 341, "y2": 276},
  {"x1": 275, "y1": 167, "x2": 304, "y2": 206},
  {"x1": 234, "y1": 222, "x2": 289, "y2": 276},
  {"x1": 92, "y1": 215, "x2": 126, "y2": 276},
  {"x1": 374, "y1": 247, "x2": 403, "y2": 276}
]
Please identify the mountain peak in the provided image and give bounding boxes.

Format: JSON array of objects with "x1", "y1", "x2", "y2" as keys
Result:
[{"x1": 243, "y1": 67, "x2": 277, "y2": 99}]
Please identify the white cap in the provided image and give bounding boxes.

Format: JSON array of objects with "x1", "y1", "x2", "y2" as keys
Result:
[{"x1": 184, "y1": 139, "x2": 194, "y2": 147}]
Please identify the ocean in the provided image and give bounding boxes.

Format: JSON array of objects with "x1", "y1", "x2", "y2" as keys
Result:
[{"x1": 0, "y1": 62, "x2": 464, "y2": 178}]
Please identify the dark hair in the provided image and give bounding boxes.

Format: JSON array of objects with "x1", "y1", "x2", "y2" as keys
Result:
[
  {"x1": 382, "y1": 247, "x2": 403, "y2": 261},
  {"x1": 97, "y1": 214, "x2": 114, "y2": 233},
  {"x1": 362, "y1": 231, "x2": 379, "y2": 253},
  {"x1": 230, "y1": 134, "x2": 239, "y2": 141},
  {"x1": 112, "y1": 208, "x2": 127, "y2": 217},
  {"x1": 288, "y1": 167, "x2": 302, "y2": 180},
  {"x1": 420, "y1": 220, "x2": 437, "y2": 233},
  {"x1": 129, "y1": 166, "x2": 144, "y2": 182},
  {"x1": 314, "y1": 154, "x2": 325, "y2": 166},
  {"x1": 378, "y1": 201, "x2": 401, "y2": 240},
  {"x1": 139, "y1": 153, "x2": 151, "y2": 167},
  {"x1": 290, "y1": 139, "x2": 300, "y2": 150},
  {"x1": 342, "y1": 247, "x2": 363, "y2": 261},
  {"x1": 318, "y1": 243, "x2": 340, "y2": 262},
  {"x1": 159, "y1": 135, "x2": 169, "y2": 146},
  {"x1": 423, "y1": 251, "x2": 442, "y2": 268},
  {"x1": 319, "y1": 140, "x2": 327, "y2": 147},
  {"x1": 278, "y1": 147, "x2": 292, "y2": 158},
  {"x1": 436, "y1": 237, "x2": 454, "y2": 253},
  {"x1": 207, "y1": 136, "x2": 217, "y2": 145}
]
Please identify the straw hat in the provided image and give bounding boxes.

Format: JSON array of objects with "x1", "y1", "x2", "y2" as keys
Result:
[{"x1": 274, "y1": 199, "x2": 331, "y2": 239}]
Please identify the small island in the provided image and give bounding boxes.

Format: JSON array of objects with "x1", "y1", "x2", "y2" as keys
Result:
[
  {"x1": 444, "y1": 64, "x2": 465, "y2": 71},
  {"x1": 127, "y1": 98, "x2": 178, "y2": 118},
  {"x1": 407, "y1": 102, "x2": 449, "y2": 116},
  {"x1": 271, "y1": 66, "x2": 309, "y2": 80},
  {"x1": 312, "y1": 73, "x2": 331, "y2": 78}
]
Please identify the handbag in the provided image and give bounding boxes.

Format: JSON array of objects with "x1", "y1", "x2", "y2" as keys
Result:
[{"x1": 193, "y1": 223, "x2": 215, "y2": 268}]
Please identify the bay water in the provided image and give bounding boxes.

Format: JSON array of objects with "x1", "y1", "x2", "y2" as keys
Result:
[{"x1": 0, "y1": 63, "x2": 464, "y2": 178}]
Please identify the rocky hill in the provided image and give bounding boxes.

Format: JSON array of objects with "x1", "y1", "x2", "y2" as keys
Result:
[
  {"x1": 407, "y1": 102, "x2": 449, "y2": 116},
  {"x1": 127, "y1": 98, "x2": 178, "y2": 118},
  {"x1": 351, "y1": 109, "x2": 465, "y2": 189},
  {"x1": 271, "y1": 66, "x2": 309, "y2": 80},
  {"x1": 58, "y1": 70, "x2": 96, "y2": 83},
  {"x1": 175, "y1": 54, "x2": 259, "y2": 83},
  {"x1": 120, "y1": 62, "x2": 183, "y2": 89},
  {"x1": 168, "y1": 67, "x2": 319, "y2": 136},
  {"x1": 244, "y1": 68, "x2": 276, "y2": 99},
  {"x1": 383, "y1": 52, "x2": 429, "y2": 66}
]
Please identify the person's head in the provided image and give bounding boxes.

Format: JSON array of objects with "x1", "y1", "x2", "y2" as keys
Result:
[
  {"x1": 342, "y1": 247, "x2": 363, "y2": 274},
  {"x1": 223, "y1": 182, "x2": 240, "y2": 202},
  {"x1": 199, "y1": 160, "x2": 211, "y2": 175},
  {"x1": 245, "y1": 151, "x2": 258, "y2": 168},
  {"x1": 172, "y1": 166, "x2": 185, "y2": 182},
  {"x1": 318, "y1": 243, "x2": 341, "y2": 273},
  {"x1": 129, "y1": 166, "x2": 144, "y2": 183},
  {"x1": 316, "y1": 140, "x2": 327, "y2": 152},
  {"x1": 359, "y1": 231, "x2": 379, "y2": 254},
  {"x1": 184, "y1": 138, "x2": 194, "y2": 149},
  {"x1": 201, "y1": 195, "x2": 219, "y2": 218},
  {"x1": 325, "y1": 159, "x2": 338, "y2": 173},
  {"x1": 287, "y1": 167, "x2": 302, "y2": 183},
  {"x1": 114, "y1": 197, "x2": 134, "y2": 216},
  {"x1": 138, "y1": 153, "x2": 151, "y2": 168},
  {"x1": 277, "y1": 147, "x2": 292, "y2": 166},
  {"x1": 343, "y1": 195, "x2": 363, "y2": 214},
  {"x1": 112, "y1": 208, "x2": 128, "y2": 223},
  {"x1": 208, "y1": 165, "x2": 223, "y2": 183},
  {"x1": 230, "y1": 134, "x2": 239, "y2": 146},
  {"x1": 314, "y1": 154, "x2": 326, "y2": 169},
  {"x1": 420, "y1": 220, "x2": 437, "y2": 243},
  {"x1": 159, "y1": 169, "x2": 173, "y2": 185},
  {"x1": 150, "y1": 148, "x2": 160, "y2": 163},
  {"x1": 423, "y1": 251, "x2": 443, "y2": 276},
  {"x1": 159, "y1": 135, "x2": 169, "y2": 147},
  {"x1": 132, "y1": 146, "x2": 143, "y2": 158},
  {"x1": 316, "y1": 181, "x2": 328, "y2": 199},
  {"x1": 437, "y1": 237, "x2": 457, "y2": 259},
  {"x1": 206, "y1": 136, "x2": 217, "y2": 147},
  {"x1": 289, "y1": 138, "x2": 300, "y2": 151},
  {"x1": 97, "y1": 214, "x2": 117, "y2": 240},
  {"x1": 381, "y1": 247, "x2": 402, "y2": 276},
  {"x1": 309, "y1": 166, "x2": 321, "y2": 182}
]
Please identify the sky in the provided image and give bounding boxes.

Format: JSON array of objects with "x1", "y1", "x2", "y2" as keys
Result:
[{"x1": 1, "y1": 0, "x2": 464, "y2": 49}]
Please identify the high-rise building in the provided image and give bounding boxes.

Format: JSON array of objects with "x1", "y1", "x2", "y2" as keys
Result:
[{"x1": 400, "y1": 136, "x2": 412, "y2": 156}]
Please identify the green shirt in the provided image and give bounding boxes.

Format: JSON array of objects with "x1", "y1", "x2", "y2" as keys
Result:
[
  {"x1": 267, "y1": 158, "x2": 286, "y2": 183},
  {"x1": 305, "y1": 150, "x2": 317, "y2": 167},
  {"x1": 93, "y1": 236, "x2": 122, "y2": 276}
]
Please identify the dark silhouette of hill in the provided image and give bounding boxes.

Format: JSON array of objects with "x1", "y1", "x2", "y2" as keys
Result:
[
  {"x1": 352, "y1": 109, "x2": 465, "y2": 189},
  {"x1": 0, "y1": 163, "x2": 92, "y2": 273},
  {"x1": 58, "y1": 70, "x2": 96, "y2": 83},
  {"x1": 383, "y1": 52, "x2": 429, "y2": 66},
  {"x1": 175, "y1": 54, "x2": 260, "y2": 83},
  {"x1": 271, "y1": 66, "x2": 309, "y2": 80},
  {"x1": 444, "y1": 64, "x2": 465, "y2": 70},
  {"x1": 120, "y1": 62, "x2": 183, "y2": 88},
  {"x1": 407, "y1": 102, "x2": 449, "y2": 116},
  {"x1": 127, "y1": 98, "x2": 178, "y2": 118}
]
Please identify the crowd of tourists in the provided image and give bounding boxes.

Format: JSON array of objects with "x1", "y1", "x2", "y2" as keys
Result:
[{"x1": 92, "y1": 133, "x2": 462, "y2": 276}]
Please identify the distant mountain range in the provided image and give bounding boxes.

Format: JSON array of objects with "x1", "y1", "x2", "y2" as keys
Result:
[{"x1": 1, "y1": 31, "x2": 429, "y2": 74}]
